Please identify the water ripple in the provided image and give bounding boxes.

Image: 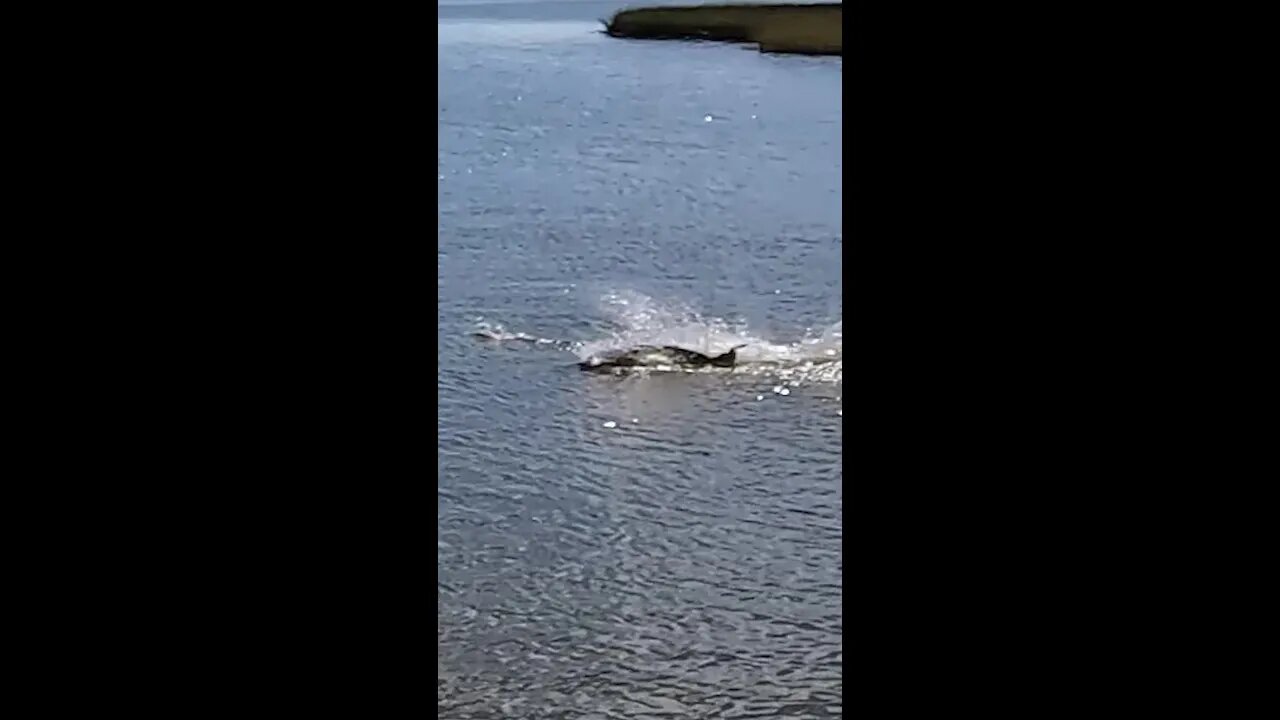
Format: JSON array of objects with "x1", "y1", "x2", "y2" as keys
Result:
[{"x1": 439, "y1": 4, "x2": 842, "y2": 716}]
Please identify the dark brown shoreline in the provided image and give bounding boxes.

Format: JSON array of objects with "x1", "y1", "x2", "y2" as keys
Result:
[{"x1": 603, "y1": 3, "x2": 842, "y2": 56}]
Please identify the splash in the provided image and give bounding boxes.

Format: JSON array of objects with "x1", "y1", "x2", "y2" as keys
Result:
[
  {"x1": 579, "y1": 290, "x2": 841, "y2": 382},
  {"x1": 469, "y1": 291, "x2": 841, "y2": 384},
  {"x1": 578, "y1": 290, "x2": 747, "y2": 360}
]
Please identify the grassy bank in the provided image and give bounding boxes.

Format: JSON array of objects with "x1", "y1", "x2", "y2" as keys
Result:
[{"x1": 603, "y1": 3, "x2": 842, "y2": 56}]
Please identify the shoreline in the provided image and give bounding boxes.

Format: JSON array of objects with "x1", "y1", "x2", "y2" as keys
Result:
[{"x1": 603, "y1": 3, "x2": 842, "y2": 56}]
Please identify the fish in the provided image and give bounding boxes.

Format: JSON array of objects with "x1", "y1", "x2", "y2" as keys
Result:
[{"x1": 578, "y1": 344, "x2": 747, "y2": 372}]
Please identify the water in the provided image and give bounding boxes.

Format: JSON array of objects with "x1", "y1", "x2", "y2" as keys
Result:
[{"x1": 439, "y1": 2, "x2": 842, "y2": 716}]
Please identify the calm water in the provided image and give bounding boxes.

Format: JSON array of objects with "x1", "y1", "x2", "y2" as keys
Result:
[{"x1": 439, "y1": 2, "x2": 842, "y2": 716}]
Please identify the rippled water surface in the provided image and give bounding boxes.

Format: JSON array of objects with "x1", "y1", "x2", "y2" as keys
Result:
[{"x1": 439, "y1": 2, "x2": 842, "y2": 716}]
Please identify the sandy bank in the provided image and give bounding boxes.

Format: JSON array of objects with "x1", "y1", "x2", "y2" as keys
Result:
[{"x1": 604, "y1": 3, "x2": 842, "y2": 56}]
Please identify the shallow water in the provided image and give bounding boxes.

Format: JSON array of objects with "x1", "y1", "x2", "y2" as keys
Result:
[{"x1": 439, "y1": 2, "x2": 842, "y2": 716}]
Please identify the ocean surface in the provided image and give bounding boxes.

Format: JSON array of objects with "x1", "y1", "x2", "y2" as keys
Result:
[{"x1": 438, "y1": 1, "x2": 843, "y2": 716}]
